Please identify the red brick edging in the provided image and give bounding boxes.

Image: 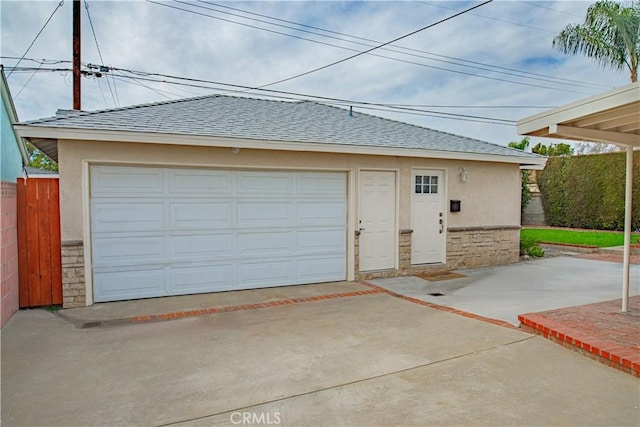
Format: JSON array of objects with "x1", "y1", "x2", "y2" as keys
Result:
[
  {"x1": 518, "y1": 313, "x2": 640, "y2": 377},
  {"x1": 360, "y1": 282, "x2": 519, "y2": 330},
  {"x1": 127, "y1": 281, "x2": 519, "y2": 331},
  {"x1": 130, "y1": 288, "x2": 385, "y2": 324}
]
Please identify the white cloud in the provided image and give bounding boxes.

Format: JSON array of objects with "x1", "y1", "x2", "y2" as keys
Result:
[{"x1": 1, "y1": 0, "x2": 632, "y2": 148}]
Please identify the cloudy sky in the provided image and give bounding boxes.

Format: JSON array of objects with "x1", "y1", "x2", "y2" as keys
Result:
[{"x1": 0, "y1": 0, "x2": 632, "y2": 147}]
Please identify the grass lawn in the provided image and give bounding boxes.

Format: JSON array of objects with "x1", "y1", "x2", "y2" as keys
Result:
[{"x1": 521, "y1": 228, "x2": 640, "y2": 248}]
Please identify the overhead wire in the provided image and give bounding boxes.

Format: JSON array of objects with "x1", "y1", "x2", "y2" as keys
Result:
[
  {"x1": 195, "y1": 0, "x2": 605, "y2": 90},
  {"x1": 14, "y1": 61, "x2": 44, "y2": 99},
  {"x1": 245, "y1": 0, "x2": 496, "y2": 89},
  {"x1": 110, "y1": 74, "x2": 175, "y2": 100},
  {"x1": 415, "y1": 0, "x2": 556, "y2": 34},
  {"x1": 94, "y1": 74, "x2": 109, "y2": 106},
  {"x1": 109, "y1": 66, "x2": 520, "y2": 124},
  {"x1": 5, "y1": 59, "x2": 560, "y2": 110},
  {"x1": 149, "y1": 0, "x2": 599, "y2": 94},
  {"x1": 4, "y1": 64, "x2": 547, "y2": 126},
  {"x1": 7, "y1": 0, "x2": 65, "y2": 78},
  {"x1": 84, "y1": 0, "x2": 118, "y2": 107},
  {"x1": 519, "y1": 1, "x2": 583, "y2": 19}
]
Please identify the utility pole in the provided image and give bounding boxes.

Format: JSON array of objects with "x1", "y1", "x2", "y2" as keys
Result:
[{"x1": 73, "y1": 0, "x2": 81, "y2": 110}]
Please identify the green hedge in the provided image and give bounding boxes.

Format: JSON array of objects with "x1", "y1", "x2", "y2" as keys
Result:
[{"x1": 538, "y1": 152, "x2": 640, "y2": 230}]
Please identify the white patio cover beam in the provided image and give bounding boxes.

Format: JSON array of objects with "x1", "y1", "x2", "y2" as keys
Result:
[{"x1": 548, "y1": 124, "x2": 640, "y2": 147}]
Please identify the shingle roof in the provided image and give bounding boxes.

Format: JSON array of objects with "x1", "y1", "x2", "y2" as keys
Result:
[{"x1": 22, "y1": 94, "x2": 540, "y2": 160}]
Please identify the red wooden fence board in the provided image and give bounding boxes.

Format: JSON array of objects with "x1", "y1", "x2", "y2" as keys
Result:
[
  {"x1": 17, "y1": 178, "x2": 62, "y2": 308},
  {"x1": 25, "y1": 179, "x2": 41, "y2": 306},
  {"x1": 36, "y1": 180, "x2": 52, "y2": 306},
  {"x1": 49, "y1": 180, "x2": 62, "y2": 304}
]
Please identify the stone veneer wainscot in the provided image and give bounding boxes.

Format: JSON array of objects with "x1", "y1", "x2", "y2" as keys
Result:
[{"x1": 61, "y1": 240, "x2": 85, "y2": 308}]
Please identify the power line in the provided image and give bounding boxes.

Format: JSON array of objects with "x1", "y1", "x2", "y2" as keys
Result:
[
  {"x1": 1, "y1": 56, "x2": 71, "y2": 65},
  {"x1": 14, "y1": 62, "x2": 44, "y2": 99},
  {"x1": 110, "y1": 66, "x2": 520, "y2": 124},
  {"x1": 148, "y1": 0, "x2": 598, "y2": 94},
  {"x1": 519, "y1": 1, "x2": 583, "y2": 19},
  {"x1": 5, "y1": 59, "x2": 559, "y2": 109},
  {"x1": 94, "y1": 74, "x2": 109, "y2": 107},
  {"x1": 111, "y1": 74, "x2": 174, "y2": 100},
  {"x1": 3, "y1": 64, "x2": 552, "y2": 124},
  {"x1": 110, "y1": 73, "x2": 518, "y2": 125},
  {"x1": 84, "y1": 0, "x2": 118, "y2": 107},
  {"x1": 337, "y1": 104, "x2": 515, "y2": 126},
  {"x1": 195, "y1": 0, "x2": 606, "y2": 90},
  {"x1": 243, "y1": 0, "x2": 494, "y2": 88},
  {"x1": 415, "y1": 0, "x2": 556, "y2": 34},
  {"x1": 7, "y1": 0, "x2": 65, "y2": 78}
]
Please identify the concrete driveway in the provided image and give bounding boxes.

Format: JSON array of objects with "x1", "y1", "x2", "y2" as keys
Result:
[
  {"x1": 371, "y1": 256, "x2": 640, "y2": 325},
  {"x1": 2, "y1": 286, "x2": 639, "y2": 426}
]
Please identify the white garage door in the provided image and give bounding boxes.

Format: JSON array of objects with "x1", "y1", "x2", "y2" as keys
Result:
[{"x1": 90, "y1": 166, "x2": 347, "y2": 302}]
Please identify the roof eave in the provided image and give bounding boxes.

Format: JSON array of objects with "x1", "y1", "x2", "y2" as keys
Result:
[{"x1": 14, "y1": 125, "x2": 546, "y2": 167}]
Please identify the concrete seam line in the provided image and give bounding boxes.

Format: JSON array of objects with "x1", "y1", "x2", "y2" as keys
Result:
[{"x1": 156, "y1": 335, "x2": 536, "y2": 427}]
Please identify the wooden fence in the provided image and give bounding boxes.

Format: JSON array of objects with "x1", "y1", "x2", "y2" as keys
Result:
[{"x1": 17, "y1": 177, "x2": 62, "y2": 307}]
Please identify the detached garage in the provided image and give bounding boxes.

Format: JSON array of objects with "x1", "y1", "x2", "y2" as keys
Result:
[
  {"x1": 91, "y1": 166, "x2": 346, "y2": 302},
  {"x1": 15, "y1": 95, "x2": 545, "y2": 307}
]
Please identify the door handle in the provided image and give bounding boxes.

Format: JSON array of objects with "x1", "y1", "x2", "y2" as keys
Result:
[{"x1": 359, "y1": 227, "x2": 366, "y2": 231}]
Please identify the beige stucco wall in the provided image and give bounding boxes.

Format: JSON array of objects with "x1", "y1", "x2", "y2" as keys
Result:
[{"x1": 58, "y1": 139, "x2": 522, "y2": 241}]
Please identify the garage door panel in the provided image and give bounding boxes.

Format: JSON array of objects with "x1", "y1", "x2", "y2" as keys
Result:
[
  {"x1": 297, "y1": 257, "x2": 346, "y2": 282},
  {"x1": 297, "y1": 202, "x2": 345, "y2": 225},
  {"x1": 94, "y1": 268, "x2": 166, "y2": 301},
  {"x1": 170, "y1": 170, "x2": 233, "y2": 195},
  {"x1": 92, "y1": 236, "x2": 165, "y2": 267},
  {"x1": 237, "y1": 231, "x2": 294, "y2": 255},
  {"x1": 91, "y1": 202, "x2": 164, "y2": 233},
  {"x1": 297, "y1": 174, "x2": 346, "y2": 195},
  {"x1": 92, "y1": 167, "x2": 164, "y2": 196},
  {"x1": 237, "y1": 172, "x2": 293, "y2": 194},
  {"x1": 237, "y1": 260, "x2": 296, "y2": 286},
  {"x1": 169, "y1": 264, "x2": 236, "y2": 294},
  {"x1": 170, "y1": 234, "x2": 234, "y2": 259},
  {"x1": 237, "y1": 202, "x2": 293, "y2": 227},
  {"x1": 91, "y1": 166, "x2": 347, "y2": 302},
  {"x1": 297, "y1": 229, "x2": 345, "y2": 252},
  {"x1": 170, "y1": 202, "x2": 233, "y2": 229}
]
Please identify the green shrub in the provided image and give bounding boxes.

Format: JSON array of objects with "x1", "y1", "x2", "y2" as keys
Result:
[
  {"x1": 538, "y1": 152, "x2": 640, "y2": 231},
  {"x1": 526, "y1": 245, "x2": 545, "y2": 258},
  {"x1": 520, "y1": 237, "x2": 545, "y2": 257}
]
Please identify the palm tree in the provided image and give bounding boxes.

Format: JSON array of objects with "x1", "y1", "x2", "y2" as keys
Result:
[{"x1": 553, "y1": 1, "x2": 640, "y2": 82}]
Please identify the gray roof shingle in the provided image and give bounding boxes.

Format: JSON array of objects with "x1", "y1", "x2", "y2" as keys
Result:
[{"x1": 22, "y1": 95, "x2": 540, "y2": 160}]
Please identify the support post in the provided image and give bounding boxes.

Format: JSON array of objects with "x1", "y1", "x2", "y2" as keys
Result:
[{"x1": 622, "y1": 145, "x2": 633, "y2": 312}]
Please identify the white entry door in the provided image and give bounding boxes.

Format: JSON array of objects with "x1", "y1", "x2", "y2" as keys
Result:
[
  {"x1": 90, "y1": 166, "x2": 347, "y2": 302},
  {"x1": 359, "y1": 171, "x2": 396, "y2": 271},
  {"x1": 411, "y1": 169, "x2": 446, "y2": 264}
]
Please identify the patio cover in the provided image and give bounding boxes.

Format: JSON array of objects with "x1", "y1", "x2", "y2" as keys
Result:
[{"x1": 517, "y1": 81, "x2": 640, "y2": 312}]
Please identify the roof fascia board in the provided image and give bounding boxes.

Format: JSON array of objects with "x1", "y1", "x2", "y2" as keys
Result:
[
  {"x1": 517, "y1": 82, "x2": 640, "y2": 135},
  {"x1": 15, "y1": 125, "x2": 545, "y2": 166}
]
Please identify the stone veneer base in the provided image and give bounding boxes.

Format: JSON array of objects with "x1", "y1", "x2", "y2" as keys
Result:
[{"x1": 61, "y1": 241, "x2": 85, "y2": 308}]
